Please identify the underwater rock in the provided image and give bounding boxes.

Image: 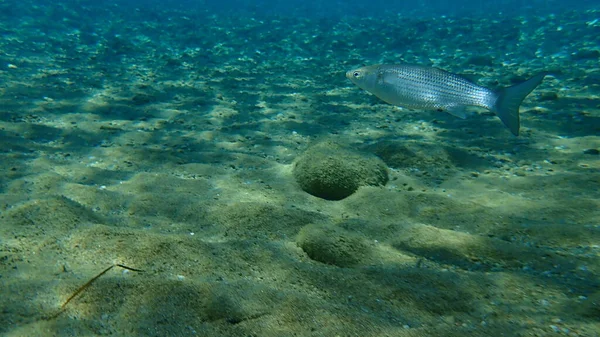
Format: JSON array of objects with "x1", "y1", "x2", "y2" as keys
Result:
[
  {"x1": 576, "y1": 291, "x2": 600, "y2": 319},
  {"x1": 296, "y1": 223, "x2": 371, "y2": 267},
  {"x1": 292, "y1": 140, "x2": 388, "y2": 200},
  {"x1": 571, "y1": 49, "x2": 600, "y2": 60},
  {"x1": 131, "y1": 93, "x2": 156, "y2": 105},
  {"x1": 466, "y1": 55, "x2": 494, "y2": 67},
  {"x1": 540, "y1": 91, "x2": 559, "y2": 101}
]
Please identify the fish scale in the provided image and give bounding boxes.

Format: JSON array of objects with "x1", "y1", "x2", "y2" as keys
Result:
[
  {"x1": 378, "y1": 65, "x2": 494, "y2": 110},
  {"x1": 346, "y1": 64, "x2": 546, "y2": 135}
]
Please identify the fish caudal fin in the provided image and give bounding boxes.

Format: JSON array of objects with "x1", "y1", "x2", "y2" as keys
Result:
[{"x1": 493, "y1": 73, "x2": 546, "y2": 136}]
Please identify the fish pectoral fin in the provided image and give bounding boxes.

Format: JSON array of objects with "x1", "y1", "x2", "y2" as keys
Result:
[{"x1": 445, "y1": 106, "x2": 467, "y2": 119}]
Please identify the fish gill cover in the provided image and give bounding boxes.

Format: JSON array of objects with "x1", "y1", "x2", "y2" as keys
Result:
[{"x1": 0, "y1": 0, "x2": 599, "y2": 336}]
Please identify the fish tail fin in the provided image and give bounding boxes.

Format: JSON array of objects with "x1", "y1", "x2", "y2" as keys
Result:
[{"x1": 492, "y1": 73, "x2": 546, "y2": 136}]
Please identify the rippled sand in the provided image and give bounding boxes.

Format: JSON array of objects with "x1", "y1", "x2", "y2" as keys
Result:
[{"x1": 1, "y1": 2, "x2": 599, "y2": 336}]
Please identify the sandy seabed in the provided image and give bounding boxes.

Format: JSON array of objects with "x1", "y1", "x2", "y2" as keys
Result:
[{"x1": 0, "y1": 2, "x2": 599, "y2": 336}]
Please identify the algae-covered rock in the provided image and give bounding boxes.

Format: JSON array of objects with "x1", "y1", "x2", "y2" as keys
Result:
[
  {"x1": 292, "y1": 141, "x2": 388, "y2": 200},
  {"x1": 576, "y1": 291, "x2": 600, "y2": 319},
  {"x1": 296, "y1": 223, "x2": 371, "y2": 267}
]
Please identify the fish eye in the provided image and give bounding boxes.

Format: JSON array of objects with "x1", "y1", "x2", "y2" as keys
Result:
[{"x1": 353, "y1": 71, "x2": 360, "y2": 78}]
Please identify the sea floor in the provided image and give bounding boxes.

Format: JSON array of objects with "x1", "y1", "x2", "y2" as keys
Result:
[{"x1": 0, "y1": 2, "x2": 599, "y2": 337}]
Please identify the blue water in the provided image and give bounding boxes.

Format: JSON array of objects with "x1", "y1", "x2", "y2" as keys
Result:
[{"x1": 95, "y1": 0, "x2": 600, "y2": 17}]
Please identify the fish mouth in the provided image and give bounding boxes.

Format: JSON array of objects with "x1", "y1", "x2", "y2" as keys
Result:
[{"x1": 345, "y1": 70, "x2": 354, "y2": 80}]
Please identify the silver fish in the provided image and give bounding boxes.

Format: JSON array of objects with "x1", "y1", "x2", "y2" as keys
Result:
[{"x1": 346, "y1": 64, "x2": 546, "y2": 135}]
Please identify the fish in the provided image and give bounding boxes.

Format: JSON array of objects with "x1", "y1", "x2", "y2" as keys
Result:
[{"x1": 346, "y1": 64, "x2": 546, "y2": 136}]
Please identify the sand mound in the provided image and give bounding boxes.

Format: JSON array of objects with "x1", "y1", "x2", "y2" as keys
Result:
[{"x1": 293, "y1": 141, "x2": 388, "y2": 200}]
